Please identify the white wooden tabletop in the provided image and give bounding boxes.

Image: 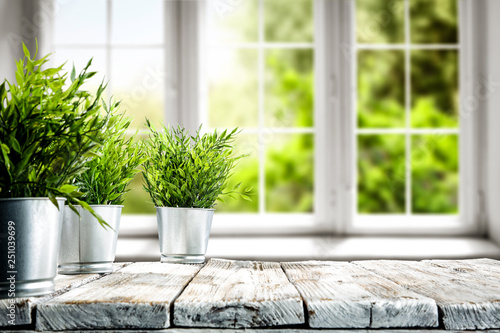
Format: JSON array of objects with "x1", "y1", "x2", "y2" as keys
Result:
[{"x1": 2, "y1": 258, "x2": 500, "y2": 331}]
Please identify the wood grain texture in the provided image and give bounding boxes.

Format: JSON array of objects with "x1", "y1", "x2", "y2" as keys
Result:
[
  {"x1": 36, "y1": 262, "x2": 201, "y2": 331},
  {"x1": 282, "y1": 261, "x2": 438, "y2": 329},
  {"x1": 0, "y1": 263, "x2": 128, "y2": 327},
  {"x1": 173, "y1": 259, "x2": 304, "y2": 328},
  {"x1": 355, "y1": 259, "x2": 500, "y2": 330},
  {"x1": 2, "y1": 328, "x2": 500, "y2": 333}
]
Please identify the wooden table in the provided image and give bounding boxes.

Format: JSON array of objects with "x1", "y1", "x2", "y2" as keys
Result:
[{"x1": 2, "y1": 258, "x2": 500, "y2": 331}]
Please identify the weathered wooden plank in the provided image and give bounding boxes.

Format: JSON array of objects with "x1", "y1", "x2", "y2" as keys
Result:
[
  {"x1": 36, "y1": 262, "x2": 201, "y2": 331},
  {"x1": 355, "y1": 260, "x2": 500, "y2": 330},
  {"x1": 0, "y1": 262, "x2": 129, "y2": 327},
  {"x1": 173, "y1": 259, "x2": 304, "y2": 328},
  {"x1": 7, "y1": 328, "x2": 500, "y2": 333},
  {"x1": 425, "y1": 258, "x2": 500, "y2": 279},
  {"x1": 282, "y1": 261, "x2": 438, "y2": 329}
]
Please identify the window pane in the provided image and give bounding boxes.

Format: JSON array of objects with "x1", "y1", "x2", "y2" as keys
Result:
[
  {"x1": 411, "y1": 50, "x2": 458, "y2": 128},
  {"x1": 264, "y1": 0, "x2": 313, "y2": 42},
  {"x1": 265, "y1": 134, "x2": 314, "y2": 213},
  {"x1": 208, "y1": 48, "x2": 258, "y2": 128},
  {"x1": 412, "y1": 135, "x2": 458, "y2": 213},
  {"x1": 54, "y1": 0, "x2": 106, "y2": 45},
  {"x1": 110, "y1": 49, "x2": 164, "y2": 129},
  {"x1": 265, "y1": 49, "x2": 313, "y2": 128},
  {"x1": 358, "y1": 50, "x2": 405, "y2": 128},
  {"x1": 122, "y1": 173, "x2": 154, "y2": 214},
  {"x1": 52, "y1": 48, "x2": 107, "y2": 97},
  {"x1": 112, "y1": 0, "x2": 163, "y2": 45},
  {"x1": 410, "y1": 0, "x2": 458, "y2": 44},
  {"x1": 358, "y1": 135, "x2": 405, "y2": 213},
  {"x1": 215, "y1": 134, "x2": 259, "y2": 213},
  {"x1": 356, "y1": 0, "x2": 405, "y2": 44},
  {"x1": 121, "y1": 134, "x2": 154, "y2": 214},
  {"x1": 207, "y1": 0, "x2": 258, "y2": 43}
]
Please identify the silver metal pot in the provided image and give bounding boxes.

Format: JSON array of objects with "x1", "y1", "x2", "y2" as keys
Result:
[
  {"x1": 58, "y1": 205, "x2": 122, "y2": 274},
  {"x1": 0, "y1": 197, "x2": 66, "y2": 298},
  {"x1": 156, "y1": 207, "x2": 214, "y2": 264}
]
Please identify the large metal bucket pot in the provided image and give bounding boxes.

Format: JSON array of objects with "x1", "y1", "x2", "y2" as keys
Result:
[
  {"x1": 0, "y1": 197, "x2": 66, "y2": 298},
  {"x1": 156, "y1": 207, "x2": 214, "y2": 264},
  {"x1": 58, "y1": 205, "x2": 122, "y2": 274}
]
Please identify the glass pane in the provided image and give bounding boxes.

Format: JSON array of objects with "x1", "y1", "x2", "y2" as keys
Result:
[
  {"x1": 110, "y1": 49, "x2": 164, "y2": 129},
  {"x1": 264, "y1": 0, "x2": 313, "y2": 42},
  {"x1": 410, "y1": 0, "x2": 458, "y2": 44},
  {"x1": 358, "y1": 50, "x2": 405, "y2": 128},
  {"x1": 54, "y1": 0, "x2": 106, "y2": 45},
  {"x1": 112, "y1": 0, "x2": 163, "y2": 45},
  {"x1": 208, "y1": 48, "x2": 258, "y2": 128},
  {"x1": 358, "y1": 135, "x2": 405, "y2": 213},
  {"x1": 412, "y1": 134, "x2": 458, "y2": 213},
  {"x1": 265, "y1": 134, "x2": 314, "y2": 213},
  {"x1": 122, "y1": 134, "x2": 155, "y2": 214},
  {"x1": 207, "y1": 0, "x2": 258, "y2": 43},
  {"x1": 265, "y1": 49, "x2": 314, "y2": 128},
  {"x1": 215, "y1": 134, "x2": 259, "y2": 213},
  {"x1": 356, "y1": 0, "x2": 405, "y2": 44},
  {"x1": 52, "y1": 48, "x2": 107, "y2": 97},
  {"x1": 122, "y1": 174, "x2": 155, "y2": 214},
  {"x1": 411, "y1": 50, "x2": 458, "y2": 128}
]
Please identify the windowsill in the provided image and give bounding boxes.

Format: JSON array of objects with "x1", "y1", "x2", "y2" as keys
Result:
[{"x1": 115, "y1": 235, "x2": 500, "y2": 262}]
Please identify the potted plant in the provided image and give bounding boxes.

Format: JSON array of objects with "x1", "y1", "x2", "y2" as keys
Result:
[
  {"x1": 142, "y1": 121, "x2": 251, "y2": 264},
  {"x1": 58, "y1": 111, "x2": 144, "y2": 274},
  {"x1": 0, "y1": 44, "x2": 111, "y2": 297}
]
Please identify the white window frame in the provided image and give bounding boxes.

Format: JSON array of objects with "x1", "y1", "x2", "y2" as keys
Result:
[{"x1": 47, "y1": 0, "x2": 484, "y2": 237}]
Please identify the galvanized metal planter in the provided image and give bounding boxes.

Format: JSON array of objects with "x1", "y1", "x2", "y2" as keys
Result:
[
  {"x1": 0, "y1": 197, "x2": 66, "y2": 298},
  {"x1": 156, "y1": 207, "x2": 214, "y2": 264},
  {"x1": 58, "y1": 205, "x2": 122, "y2": 275}
]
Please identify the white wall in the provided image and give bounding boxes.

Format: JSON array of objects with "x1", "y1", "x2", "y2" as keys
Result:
[
  {"x1": 485, "y1": 0, "x2": 500, "y2": 244},
  {"x1": 0, "y1": 0, "x2": 22, "y2": 82},
  {"x1": 0, "y1": 0, "x2": 52, "y2": 82}
]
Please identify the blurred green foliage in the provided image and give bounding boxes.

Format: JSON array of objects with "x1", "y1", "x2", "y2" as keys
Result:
[
  {"x1": 358, "y1": 50, "x2": 405, "y2": 128},
  {"x1": 410, "y1": 0, "x2": 458, "y2": 44},
  {"x1": 357, "y1": 0, "x2": 459, "y2": 214},
  {"x1": 411, "y1": 135, "x2": 458, "y2": 213}
]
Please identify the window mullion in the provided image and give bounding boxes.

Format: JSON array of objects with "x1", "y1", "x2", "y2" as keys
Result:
[{"x1": 315, "y1": 0, "x2": 353, "y2": 234}]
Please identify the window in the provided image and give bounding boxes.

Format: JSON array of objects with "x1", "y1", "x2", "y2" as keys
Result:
[
  {"x1": 204, "y1": 0, "x2": 315, "y2": 219},
  {"x1": 50, "y1": 0, "x2": 480, "y2": 236},
  {"x1": 52, "y1": 0, "x2": 165, "y2": 215},
  {"x1": 349, "y1": 0, "x2": 478, "y2": 234}
]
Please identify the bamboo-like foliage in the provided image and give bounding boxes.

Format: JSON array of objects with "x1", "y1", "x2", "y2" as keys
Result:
[
  {"x1": 142, "y1": 120, "x2": 251, "y2": 209},
  {"x1": 75, "y1": 112, "x2": 145, "y2": 205},
  {"x1": 0, "y1": 43, "x2": 112, "y2": 226}
]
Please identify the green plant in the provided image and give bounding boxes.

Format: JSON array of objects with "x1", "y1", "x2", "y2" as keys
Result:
[
  {"x1": 0, "y1": 43, "x2": 111, "y2": 225},
  {"x1": 75, "y1": 111, "x2": 145, "y2": 205},
  {"x1": 142, "y1": 120, "x2": 251, "y2": 208}
]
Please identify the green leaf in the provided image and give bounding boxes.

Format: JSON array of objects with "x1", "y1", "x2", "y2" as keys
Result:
[
  {"x1": 10, "y1": 138, "x2": 21, "y2": 154},
  {"x1": 22, "y1": 43, "x2": 30, "y2": 58},
  {"x1": 48, "y1": 192, "x2": 59, "y2": 210},
  {"x1": 58, "y1": 184, "x2": 78, "y2": 193},
  {"x1": 241, "y1": 194, "x2": 252, "y2": 201},
  {"x1": 177, "y1": 168, "x2": 186, "y2": 178},
  {"x1": 1, "y1": 144, "x2": 10, "y2": 155}
]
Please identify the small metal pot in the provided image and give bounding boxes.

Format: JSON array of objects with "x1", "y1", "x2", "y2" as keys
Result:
[
  {"x1": 58, "y1": 205, "x2": 122, "y2": 274},
  {"x1": 0, "y1": 197, "x2": 66, "y2": 298},
  {"x1": 156, "y1": 207, "x2": 214, "y2": 264}
]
